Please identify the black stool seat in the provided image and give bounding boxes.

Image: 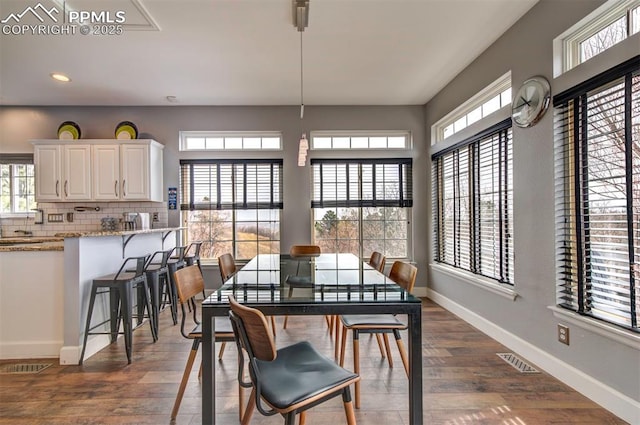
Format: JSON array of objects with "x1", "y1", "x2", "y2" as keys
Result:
[{"x1": 80, "y1": 255, "x2": 156, "y2": 365}]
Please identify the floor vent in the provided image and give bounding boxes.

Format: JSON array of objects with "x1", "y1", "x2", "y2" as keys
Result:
[
  {"x1": 0, "y1": 363, "x2": 52, "y2": 374},
  {"x1": 496, "y1": 353, "x2": 539, "y2": 374}
]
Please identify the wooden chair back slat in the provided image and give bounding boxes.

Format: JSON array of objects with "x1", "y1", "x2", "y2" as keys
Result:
[
  {"x1": 229, "y1": 296, "x2": 276, "y2": 361},
  {"x1": 290, "y1": 245, "x2": 321, "y2": 257},
  {"x1": 174, "y1": 265, "x2": 205, "y2": 304},
  {"x1": 388, "y1": 261, "x2": 417, "y2": 293},
  {"x1": 218, "y1": 253, "x2": 237, "y2": 282}
]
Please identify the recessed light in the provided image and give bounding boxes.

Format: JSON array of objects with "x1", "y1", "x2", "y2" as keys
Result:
[{"x1": 50, "y1": 73, "x2": 71, "y2": 82}]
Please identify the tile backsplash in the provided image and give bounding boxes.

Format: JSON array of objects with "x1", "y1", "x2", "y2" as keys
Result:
[{"x1": 0, "y1": 202, "x2": 168, "y2": 237}]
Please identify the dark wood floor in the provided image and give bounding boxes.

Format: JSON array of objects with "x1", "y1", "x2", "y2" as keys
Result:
[{"x1": 0, "y1": 298, "x2": 627, "y2": 425}]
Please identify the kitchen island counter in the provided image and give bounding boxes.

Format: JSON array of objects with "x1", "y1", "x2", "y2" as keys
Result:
[{"x1": 0, "y1": 227, "x2": 183, "y2": 363}]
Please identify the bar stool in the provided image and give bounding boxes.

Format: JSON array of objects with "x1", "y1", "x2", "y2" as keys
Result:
[
  {"x1": 164, "y1": 246, "x2": 188, "y2": 325},
  {"x1": 184, "y1": 241, "x2": 203, "y2": 271},
  {"x1": 139, "y1": 250, "x2": 172, "y2": 337},
  {"x1": 79, "y1": 255, "x2": 156, "y2": 365},
  {"x1": 184, "y1": 241, "x2": 205, "y2": 299}
]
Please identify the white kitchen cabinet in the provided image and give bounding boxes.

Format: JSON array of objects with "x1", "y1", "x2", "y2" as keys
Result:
[
  {"x1": 92, "y1": 144, "x2": 120, "y2": 200},
  {"x1": 33, "y1": 143, "x2": 92, "y2": 201},
  {"x1": 33, "y1": 139, "x2": 163, "y2": 202},
  {"x1": 93, "y1": 141, "x2": 163, "y2": 201}
]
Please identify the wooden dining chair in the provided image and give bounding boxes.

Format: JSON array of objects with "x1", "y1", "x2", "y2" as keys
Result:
[
  {"x1": 170, "y1": 265, "x2": 239, "y2": 421},
  {"x1": 333, "y1": 251, "x2": 388, "y2": 359},
  {"x1": 228, "y1": 295, "x2": 359, "y2": 425},
  {"x1": 282, "y1": 245, "x2": 325, "y2": 330},
  {"x1": 219, "y1": 252, "x2": 277, "y2": 337},
  {"x1": 339, "y1": 260, "x2": 417, "y2": 408},
  {"x1": 368, "y1": 251, "x2": 386, "y2": 273}
]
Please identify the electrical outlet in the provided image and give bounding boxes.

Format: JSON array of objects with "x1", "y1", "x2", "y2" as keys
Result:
[
  {"x1": 558, "y1": 324, "x2": 570, "y2": 345},
  {"x1": 152, "y1": 212, "x2": 159, "y2": 222}
]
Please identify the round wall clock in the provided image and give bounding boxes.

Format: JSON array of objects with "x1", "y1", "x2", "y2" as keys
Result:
[{"x1": 512, "y1": 76, "x2": 551, "y2": 128}]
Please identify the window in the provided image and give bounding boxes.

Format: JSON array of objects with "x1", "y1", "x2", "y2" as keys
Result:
[
  {"x1": 558, "y1": 0, "x2": 640, "y2": 74},
  {"x1": 0, "y1": 154, "x2": 36, "y2": 214},
  {"x1": 311, "y1": 158, "x2": 412, "y2": 259},
  {"x1": 553, "y1": 56, "x2": 639, "y2": 332},
  {"x1": 179, "y1": 159, "x2": 282, "y2": 261},
  {"x1": 311, "y1": 131, "x2": 410, "y2": 149},
  {"x1": 432, "y1": 119, "x2": 514, "y2": 284},
  {"x1": 179, "y1": 131, "x2": 282, "y2": 151},
  {"x1": 433, "y1": 72, "x2": 511, "y2": 143}
]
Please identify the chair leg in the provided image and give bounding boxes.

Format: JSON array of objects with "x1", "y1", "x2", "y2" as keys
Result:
[
  {"x1": 241, "y1": 388, "x2": 256, "y2": 425},
  {"x1": 326, "y1": 315, "x2": 333, "y2": 336},
  {"x1": 342, "y1": 387, "x2": 357, "y2": 425},
  {"x1": 285, "y1": 411, "x2": 296, "y2": 425},
  {"x1": 79, "y1": 285, "x2": 99, "y2": 365},
  {"x1": 218, "y1": 342, "x2": 226, "y2": 360},
  {"x1": 375, "y1": 333, "x2": 386, "y2": 358},
  {"x1": 394, "y1": 330, "x2": 410, "y2": 377},
  {"x1": 340, "y1": 325, "x2": 348, "y2": 367},
  {"x1": 110, "y1": 288, "x2": 121, "y2": 344},
  {"x1": 270, "y1": 316, "x2": 277, "y2": 337},
  {"x1": 353, "y1": 330, "x2": 361, "y2": 409},
  {"x1": 238, "y1": 377, "x2": 245, "y2": 422},
  {"x1": 383, "y1": 334, "x2": 394, "y2": 368},
  {"x1": 120, "y1": 285, "x2": 133, "y2": 364},
  {"x1": 283, "y1": 286, "x2": 294, "y2": 329},
  {"x1": 299, "y1": 411, "x2": 307, "y2": 425},
  {"x1": 140, "y1": 278, "x2": 157, "y2": 342},
  {"x1": 171, "y1": 339, "x2": 200, "y2": 420},
  {"x1": 334, "y1": 319, "x2": 342, "y2": 361}
]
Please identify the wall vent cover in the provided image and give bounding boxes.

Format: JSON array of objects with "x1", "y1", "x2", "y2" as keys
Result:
[
  {"x1": 0, "y1": 363, "x2": 52, "y2": 374},
  {"x1": 496, "y1": 353, "x2": 539, "y2": 374}
]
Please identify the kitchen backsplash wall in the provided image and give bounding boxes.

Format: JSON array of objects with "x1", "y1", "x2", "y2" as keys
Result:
[{"x1": 1, "y1": 202, "x2": 168, "y2": 237}]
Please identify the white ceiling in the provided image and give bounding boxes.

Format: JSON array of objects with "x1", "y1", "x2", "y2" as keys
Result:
[{"x1": 0, "y1": 0, "x2": 539, "y2": 106}]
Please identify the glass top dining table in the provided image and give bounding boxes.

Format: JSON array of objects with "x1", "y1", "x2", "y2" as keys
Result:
[{"x1": 200, "y1": 253, "x2": 423, "y2": 424}]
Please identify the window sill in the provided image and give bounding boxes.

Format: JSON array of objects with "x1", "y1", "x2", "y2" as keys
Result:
[
  {"x1": 430, "y1": 262, "x2": 518, "y2": 301},
  {"x1": 548, "y1": 306, "x2": 640, "y2": 350}
]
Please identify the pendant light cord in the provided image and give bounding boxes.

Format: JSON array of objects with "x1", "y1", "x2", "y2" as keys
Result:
[{"x1": 300, "y1": 30, "x2": 304, "y2": 119}]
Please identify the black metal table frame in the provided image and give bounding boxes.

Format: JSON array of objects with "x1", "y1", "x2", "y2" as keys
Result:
[{"x1": 201, "y1": 298, "x2": 423, "y2": 424}]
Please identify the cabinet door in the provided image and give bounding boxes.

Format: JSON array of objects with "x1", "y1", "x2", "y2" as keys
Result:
[
  {"x1": 93, "y1": 145, "x2": 120, "y2": 200},
  {"x1": 63, "y1": 145, "x2": 92, "y2": 200},
  {"x1": 120, "y1": 144, "x2": 149, "y2": 200},
  {"x1": 34, "y1": 145, "x2": 62, "y2": 201}
]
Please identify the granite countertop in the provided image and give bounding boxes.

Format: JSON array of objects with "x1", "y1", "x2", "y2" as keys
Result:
[
  {"x1": 0, "y1": 228, "x2": 184, "y2": 252},
  {"x1": 54, "y1": 227, "x2": 185, "y2": 238},
  {"x1": 0, "y1": 238, "x2": 64, "y2": 252}
]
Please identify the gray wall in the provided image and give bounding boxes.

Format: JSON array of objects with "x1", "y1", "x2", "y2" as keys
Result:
[
  {"x1": 425, "y1": 0, "x2": 639, "y2": 413},
  {"x1": 0, "y1": 104, "x2": 428, "y2": 285}
]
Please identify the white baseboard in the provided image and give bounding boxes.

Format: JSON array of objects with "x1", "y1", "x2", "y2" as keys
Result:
[
  {"x1": 59, "y1": 335, "x2": 112, "y2": 365},
  {"x1": 426, "y1": 289, "x2": 640, "y2": 425},
  {"x1": 0, "y1": 341, "x2": 62, "y2": 359}
]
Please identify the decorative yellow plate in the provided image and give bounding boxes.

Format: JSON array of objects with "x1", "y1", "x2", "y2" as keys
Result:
[
  {"x1": 115, "y1": 121, "x2": 138, "y2": 140},
  {"x1": 57, "y1": 121, "x2": 81, "y2": 140}
]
